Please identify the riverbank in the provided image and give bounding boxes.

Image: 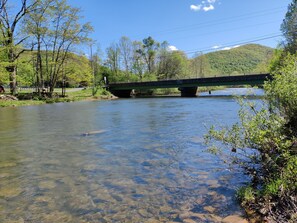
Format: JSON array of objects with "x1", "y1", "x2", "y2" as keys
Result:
[{"x1": 0, "y1": 88, "x2": 115, "y2": 108}]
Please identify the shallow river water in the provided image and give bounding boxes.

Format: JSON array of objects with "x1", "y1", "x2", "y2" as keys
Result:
[{"x1": 0, "y1": 88, "x2": 263, "y2": 223}]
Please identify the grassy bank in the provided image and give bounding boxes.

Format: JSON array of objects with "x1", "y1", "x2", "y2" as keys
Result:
[{"x1": 0, "y1": 87, "x2": 112, "y2": 108}]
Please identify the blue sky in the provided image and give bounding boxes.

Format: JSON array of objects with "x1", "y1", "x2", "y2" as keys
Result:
[{"x1": 69, "y1": 0, "x2": 291, "y2": 56}]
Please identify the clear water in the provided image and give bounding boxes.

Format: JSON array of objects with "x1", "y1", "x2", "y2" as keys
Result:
[{"x1": 0, "y1": 88, "x2": 262, "y2": 222}]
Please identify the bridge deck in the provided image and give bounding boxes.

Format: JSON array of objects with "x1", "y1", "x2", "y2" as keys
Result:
[{"x1": 107, "y1": 74, "x2": 271, "y2": 90}]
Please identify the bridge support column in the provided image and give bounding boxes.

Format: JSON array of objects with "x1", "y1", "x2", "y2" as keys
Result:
[
  {"x1": 110, "y1": 89, "x2": 132, "y2": 98},
  {"x1": 178, "y1": 87, "x2": 197, "y2": 97}
]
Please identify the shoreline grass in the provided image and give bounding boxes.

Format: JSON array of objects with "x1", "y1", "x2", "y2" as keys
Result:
[{"x1": 0, "y1": 87, "x2": 112, "y2": 108}]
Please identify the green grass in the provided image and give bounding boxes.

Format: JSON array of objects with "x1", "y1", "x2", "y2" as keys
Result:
[
  {"x1": 0, "y1": 100, "x2": 45, "y2": 107},
  {"x1": 0, "y1": 87, "x2": 111, "y2": 108}
]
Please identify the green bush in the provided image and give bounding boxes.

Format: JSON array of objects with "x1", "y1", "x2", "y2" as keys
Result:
[{"x1": 205, "y1": 52, "x2": 297, "y2": 221}]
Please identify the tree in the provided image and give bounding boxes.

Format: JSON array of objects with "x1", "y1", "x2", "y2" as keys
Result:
[
  {"x1": 281, "y1": 0, "x2": 297, "y2": 53},
  {"x1": 131, "y1": 40, "x2": 145, "y2": 79},
  {"x1": 65, "y1": 53, "x2": 92, "y2": 87},
  {"x1": 136, "y1": 36, "x2": 160, "y2": 74},
  {"x1": 105, "y1": 42, "x2": 120, "y2": 74},
  {"x1": 42, "y1": 0, "x2": 93, "y2": 95},
  {"x1": 0, "y1": 0, "x2": 39, "y2": 95},
  {"x1": 118, "y1": 36, "x2": 133, "y2": 75},
  {"x1": 157, "y1": 43, "x2": 189, "y2": 80},
  {"x1": 25, "y1": 0, "x2": 53, "y2": 94}
]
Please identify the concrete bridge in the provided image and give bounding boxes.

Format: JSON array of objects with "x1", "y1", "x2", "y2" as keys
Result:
[{"x1": 107, "y1": 73, "x2": 271, "y2": 97}]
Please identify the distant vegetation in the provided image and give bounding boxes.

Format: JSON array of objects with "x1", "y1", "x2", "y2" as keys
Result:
[
  {"x1": 0, "y1": 0, "x2": 273, "y2": 98},
  {"x1": 198, "y1": 44, "x2": 273, "y2": 76}
]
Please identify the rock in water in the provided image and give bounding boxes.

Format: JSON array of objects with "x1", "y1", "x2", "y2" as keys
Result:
[{"x1": 82, "y1": 130, "x2": 106, "y2": 136}]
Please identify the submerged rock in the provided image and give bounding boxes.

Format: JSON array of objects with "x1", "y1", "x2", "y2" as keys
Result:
[
  {"x1": 0, "y1": 186, "x2": 23, "y2": 198},
  {"x1": 0, "y1": 162, "x2": 17, "y2": 168},
  {"x1": 38, "y1": 180, "x2": 57, "y2": 190},
  {"x1": 0, "y1": 173, "x2": 11, "y2": 178},
  {"x1": 42, "y1": 211, "x2": 72, "y2": 223},
  {"x1": 222, "y1": 215, "x2": 249, "y2": 223},
  {"x1": 203, "y1": 206, "x2": 216, "y2": 213},
  {"x1": 82, "y1": 130, "x2": 106, "y2": 136},
  {"x1": 5, "y1": 218, "x2": 25, "y2": 223}
]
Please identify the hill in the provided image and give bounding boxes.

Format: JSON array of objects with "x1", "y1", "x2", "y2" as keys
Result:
[{"x1": 191, "y1": 44, "x2": 274, "y2": 77}]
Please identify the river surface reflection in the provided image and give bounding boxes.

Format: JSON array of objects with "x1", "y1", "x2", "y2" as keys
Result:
[{"x1": 0, "y1": 88, "x2": 262, "y2": 222}]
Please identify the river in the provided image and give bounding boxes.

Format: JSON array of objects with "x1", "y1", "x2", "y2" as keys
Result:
[{"x1": 0, "y1": 88, "x2": 263, "y2": 223}]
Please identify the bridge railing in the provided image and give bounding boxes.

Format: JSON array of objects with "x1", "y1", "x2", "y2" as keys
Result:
[{"x1": 107, "y1": 73, "x2": 271, "y2": 89}]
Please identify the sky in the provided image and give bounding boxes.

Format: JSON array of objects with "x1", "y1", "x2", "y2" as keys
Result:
[{"x1": 69, "y1": 0, "x2": 291, "y2": 57}]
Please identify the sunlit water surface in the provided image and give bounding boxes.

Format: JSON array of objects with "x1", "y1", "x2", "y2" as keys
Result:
[{"x1": 0, "y1": 88, "x2": 263, "y2": 222}]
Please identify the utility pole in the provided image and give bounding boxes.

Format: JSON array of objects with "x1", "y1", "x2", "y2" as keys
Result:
[
  {"x1": 199, "y1": 51, "x2": 204, "y2": 78},
  {"x1": 90, "y1": 43, "x2": 96, "y2": 96}
]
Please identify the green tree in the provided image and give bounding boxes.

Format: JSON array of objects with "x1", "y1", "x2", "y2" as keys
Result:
[
  {"x1": 0, "y1": 0, "x2": 39, "y2": 95},
  {"x1": 131, "y1": 40, "x2": 145, "y2": 79},
  {"x1": 136, "y1": 36, "x2": 160, "y2": 74},
  {"x1": 281, "y1": 0, "x2": 297, "y2": 53},
  {"x1": 42, "y1": 0, "x2": 93, "y2": 95},
  {"x1": 157, "y1": 46, "x2": 189, "y2": 80},
  {"x1": 25, "y1": 0, "x2": 53, "y2": 94}
]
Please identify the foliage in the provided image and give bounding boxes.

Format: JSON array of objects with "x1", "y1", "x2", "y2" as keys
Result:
[
  {"x1": 0, "y1": 0, "x2": 39, "y2": 94},
  {"x1": 205, "y1": 52, "x2": 297, "y2": 221},
  {"x1": 157, "y1": 50, "x2": 189, "y2": 80},
  {"x1": 281, "y1": 0, "x2": 297, "y2": 53},
  {"x1": 66, "y1": 53, "x2": 93, "y2": 87},
  {"x1": 136, "y1": 36, "x2": 160, "y2": 74},
  {"x1": 192, "y1": 44, "x2": 273, "y2": 77}
]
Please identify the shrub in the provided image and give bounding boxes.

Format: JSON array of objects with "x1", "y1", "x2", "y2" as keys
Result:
[{"x1": 205, "y1": 53, "x2": 297, "y2": 221}]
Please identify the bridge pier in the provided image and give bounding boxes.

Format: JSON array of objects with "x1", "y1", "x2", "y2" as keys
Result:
[
  {"x1": 179, "y1": 87, "x2": 197, "y2": 97},
  {"x1": 110, "y1": 89, "x2": 132, "y2": 98}
]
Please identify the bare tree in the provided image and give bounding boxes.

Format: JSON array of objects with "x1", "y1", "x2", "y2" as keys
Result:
[
  {"x1": 106, "y1": 42, "x2": 120, "y2": 74},
  {"x1": 118, "y1": 36, "x2": 133, "y2": 75}
]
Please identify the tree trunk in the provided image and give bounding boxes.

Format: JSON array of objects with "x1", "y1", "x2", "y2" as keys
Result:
[{"x1": 8, "y1": 65, "x2": 17, "y2": 95}]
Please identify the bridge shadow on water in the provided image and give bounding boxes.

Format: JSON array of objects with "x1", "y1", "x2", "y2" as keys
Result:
[{"x1": 131, "y1": 94, "x2": 264, "y2": 100}]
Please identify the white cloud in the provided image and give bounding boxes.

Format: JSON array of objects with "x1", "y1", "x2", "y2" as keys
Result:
[
  {"x1": 212, "y1": 45, "x2": 221, "y2": 49},
  {"x1": 222, "y1": 45, "x2": 241, "y2": 51},
  {"x1": 190, "y1": 4, "x2": 202, "y2": 11},
  {"x1": 203, "y1": 5, "x2": 214, "y2": 12},
  {"x1": 191, "y1": 0, "x2": 219, "y2": 12},
  {"x1": 168, "y1": 45, "x2": 178, "y2": 51}
]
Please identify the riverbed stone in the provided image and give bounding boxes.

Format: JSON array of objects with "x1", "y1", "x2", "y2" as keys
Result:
[
  {"x1": 35, "y1": 196, "x2": 54, "y2": 204},
  {"x1": 0, "y1": 173, "x2": 11, "y2": 178},
  {"x1": 183, "y1": 219, "x2": 196, "y2": 223},
  {"x1": 5, "y1": 218, "x2": 25, "y2": 223},
  {"x1": 222, "y1": 215, "x2": 249, "y2": 223},
  {"x1": 38, "y1": 180, "x2": 57, "y2": 190},
  {"x1": 0, "y1": 186, "x2": 23, "y2": 198},
  {"x1": 0, "y1": 162, "x2": 17, "y2": 168},
  {"x1": 203, "y1": 205, "x2": 216, "y2": 213},
  {"x1": 42, "y1": 211, "x2": 72, "y2": 223},
  {"x1": 83, "y1": 164, "x2": 97, "y2": 171},
  {"x1": 138, "y1": 208, "x2": 151, "y2": 218}
]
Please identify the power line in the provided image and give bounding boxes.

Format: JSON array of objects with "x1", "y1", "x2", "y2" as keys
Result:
[
  {"x1": 184, "y1": 33, "x2": 283, "y2": 55},
  {"x1": 134, "y1": 6, "x2": 287, "y2": 38},
  {"x1": 171, "y1": 20, "x2": 281, "y2": 41}
]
